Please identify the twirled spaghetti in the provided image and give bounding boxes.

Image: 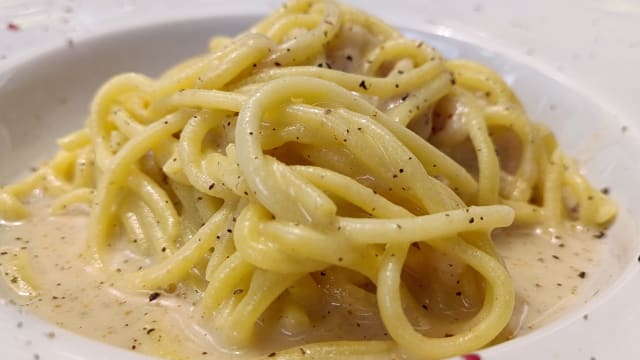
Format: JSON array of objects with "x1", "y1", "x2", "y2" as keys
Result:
[{"x1": 0, "y1": 1, "x2": 616, "y2": 359}]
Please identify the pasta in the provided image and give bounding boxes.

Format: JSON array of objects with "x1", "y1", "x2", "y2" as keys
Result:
[{"x1": 0, "y1": 0, "x2": 617, "y2": 359}]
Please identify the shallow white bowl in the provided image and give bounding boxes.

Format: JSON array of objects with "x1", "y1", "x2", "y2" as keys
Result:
[{"x1": 1, "y1": 9, "x2": 640, "y2": 360}]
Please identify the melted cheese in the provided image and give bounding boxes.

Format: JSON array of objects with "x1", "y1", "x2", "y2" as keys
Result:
[{"x1": 0, "y1": 194, "x2": 605, "y2": 359}]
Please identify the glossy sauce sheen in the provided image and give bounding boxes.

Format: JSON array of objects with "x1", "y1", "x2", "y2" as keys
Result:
[{"x1": 0, "y1": 195, "x2": 605, "y2": 359}]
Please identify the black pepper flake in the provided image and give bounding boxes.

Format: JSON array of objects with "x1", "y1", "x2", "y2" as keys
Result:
[
  {"x1": 455, "y1": 291, "x2": 462, "y2": 296},
  {"x1": 578, "y1": 271, "x2": 587, "y2": 279},
  {"x1": 319, "y1": 271, "x2": 326, "y2": 276},
  {"x1": 233, "y1": 288, "x2": 244, "y2": 295},
  {"x1": 208, "y1": 183, "x2": 215, "y2": 190},
  {"x1": 148, "y1": 292, "x2": 161, "y2": 302},
  {"x1": 146, "y1": 328, "x2": 156, "y2": 335},
  {"x1": 593, "y1": 231, "x2": 606, "y2": 239},
  {"x1": 600, "y1": 187, "x2": 610, "y2": 195},
  {"x1": 274, "y1": 62, "x2": 281, "y2": 67},
  {"x1": 268, "y1": 353, "x2": 277, "y2": 358},
  {"x1": 468, "y1": 217, "x2": 475, "y2": 224},
  {"x1": 358, "y1": 80, "x2": 368, "y2": 90},
  {"x1": 401, "y1": 94, "x2": 409, "y2": 101},
  {"x1": 346, "y1": 54, "x2": 353, "y2": 61}
]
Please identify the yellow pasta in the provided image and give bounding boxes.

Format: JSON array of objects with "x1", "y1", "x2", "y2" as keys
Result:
[{"x1": 0, "y1": 1, "x2": 616, "y2": 359}]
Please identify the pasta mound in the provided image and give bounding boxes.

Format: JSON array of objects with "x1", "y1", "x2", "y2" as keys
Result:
[{"x1": 0, "y1": 0, "x2": 616, "y2": 359}]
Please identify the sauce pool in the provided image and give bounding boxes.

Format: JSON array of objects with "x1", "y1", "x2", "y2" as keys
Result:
[{"x1": 0, "y1": 194, "x2": 606, "y2": 359}]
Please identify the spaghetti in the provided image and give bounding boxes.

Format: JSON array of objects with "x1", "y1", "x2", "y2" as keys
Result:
[{"x1": 0, "y1": 0, "x2": 616, "y2": 359}]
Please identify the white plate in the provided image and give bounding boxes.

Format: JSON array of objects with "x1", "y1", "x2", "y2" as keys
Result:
[{"x1": 1, "y1": 1, "x2": 640, "y2": 359}]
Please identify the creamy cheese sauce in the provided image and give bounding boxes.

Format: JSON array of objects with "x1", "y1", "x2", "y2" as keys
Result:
[
  {"x1": 494, "y1": 224, "x2": 602, "y2": 336},
  {"x1": 0, "y1": 194, "x2": 606, "y2": 359}
]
